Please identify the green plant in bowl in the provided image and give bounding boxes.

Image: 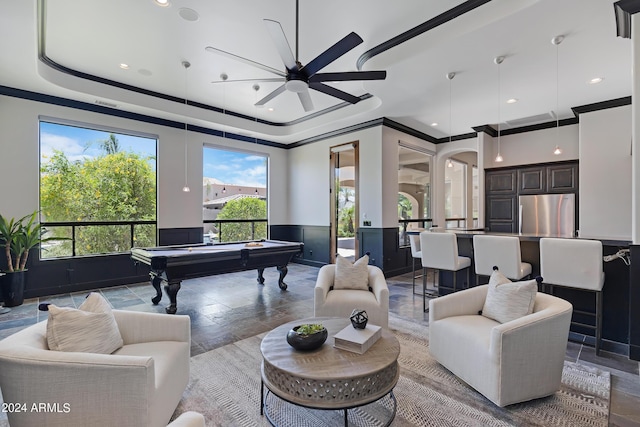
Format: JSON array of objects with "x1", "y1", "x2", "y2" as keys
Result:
[
  {"x1": 287, "y1": 323, "x2": 328, "y2": 351},
  {"x1": 295, "y1": 323, "x2": 325, "y2": 335}
]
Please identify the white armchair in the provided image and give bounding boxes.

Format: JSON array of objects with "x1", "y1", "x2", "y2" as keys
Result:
[
  {"x1": 314, "y1": 264, "x2": 389, "y2": 328},
  {"x1": 0, "y1": 309, "x2": 191, "y2": 427},
  {"x1": 429, "y1": 285, "x2": 572, "y2": 407},
  {"x1": 168, "y1": 411, "x2": 205, "y2": 427}
]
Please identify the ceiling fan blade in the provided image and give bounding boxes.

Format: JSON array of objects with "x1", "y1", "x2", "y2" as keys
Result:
[
  {"x1": 205, "y1": 46, "x2": 286, "y2": 77},
  {"x1": 255, "y1": 84, "x2": 287, "y2": 107},
  {"x1": 301, "y1": 32, "x2": 363, "y2": 77},
  {"x1": 211, "y1": 77, "x2": 284, "y2": 84},
  {"x1": 263, "y1": 19, "x2": 297, "y2": 71},
  {"x1": 297, "y1": 89, "x2": 314, "y2": 112},
  {"x1": 309, "y1": 82, "x2": 361, "y2": 104},
  {"x1": 309, "y1": 70, "x2": 387, "y2": 83}
]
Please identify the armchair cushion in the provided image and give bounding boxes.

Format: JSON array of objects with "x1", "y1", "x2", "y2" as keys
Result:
[
  {"x1": 46, "y1": 292, "x2": 123, "y2": 354},
  {"x1": 333, "y1": 254, "x2": 369, "y2": 291},
  {"x1": 482, "y1": 268, "x2": 537, "y2": 324}
]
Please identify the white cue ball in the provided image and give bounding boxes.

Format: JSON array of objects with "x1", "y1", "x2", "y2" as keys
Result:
[{"x1": 188, "y1": 247, "x2": 193, "y2": 252}]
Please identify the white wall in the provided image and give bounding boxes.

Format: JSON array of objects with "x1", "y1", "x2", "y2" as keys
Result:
[
  {"x1": 633, "y1": 13, "x2": 640, "y2": 244},
  {"x1": 484, "y1": 124, "x2": 579, "y2": 169},
  {"x1": 288, "y1": 127, "x2": 382, "y2": 227},
  {"x1": 0, "y1": 95, "x2": 288, "y2": 229},
  {"x1": 579, "y1": 105, "x2": 632, "y2": 240}
]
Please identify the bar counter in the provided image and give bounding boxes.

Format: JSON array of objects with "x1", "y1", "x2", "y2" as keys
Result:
[{"x1": 414, "y1": 229, "x2": 633, "y2": 358}]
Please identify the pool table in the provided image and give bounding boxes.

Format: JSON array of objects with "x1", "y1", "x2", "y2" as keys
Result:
[{"x1": 131, "y1": 239, "x2": 304, "y2": 314}]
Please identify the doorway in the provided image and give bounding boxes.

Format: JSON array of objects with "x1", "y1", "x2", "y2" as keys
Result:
[{"x1": 330, "y1": 142, "x2": 359, "y2": 263}]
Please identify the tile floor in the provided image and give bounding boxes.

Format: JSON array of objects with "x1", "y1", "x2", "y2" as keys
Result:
[{"x1": 0, "y1": 263, "x2": 638, "y2": 426}]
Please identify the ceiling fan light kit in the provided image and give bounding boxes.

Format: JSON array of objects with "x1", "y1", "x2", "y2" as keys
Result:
[{"x1": 205, "y1": 0, "x2": 386, "y2": 112}]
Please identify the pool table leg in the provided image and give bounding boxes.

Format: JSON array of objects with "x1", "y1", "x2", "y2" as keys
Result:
[
  {"x1": 150, "y1": 275, "x2": 163, "y2": 305},
  {"x1": 164, "y1": 282, "x2": 181, "y2": 314},
  {"x1": 277, "y1": 265, "x2": 288, "y2": 290},
  {"x1": 257, "y1": 268, "x2": 265, "y2": 285}
]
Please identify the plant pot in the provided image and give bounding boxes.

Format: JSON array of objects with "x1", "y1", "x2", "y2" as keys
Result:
[
  {"x1": 286, "y1": 326, "x2": 328, "y2": 351},
  {"x1": 0, "y1": 270, "x2": 26, "y2": 307}
]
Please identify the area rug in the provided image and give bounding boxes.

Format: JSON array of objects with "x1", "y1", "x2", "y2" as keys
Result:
[{"x1": 171, "y1": 315, "x2": 610, "y2": 426}]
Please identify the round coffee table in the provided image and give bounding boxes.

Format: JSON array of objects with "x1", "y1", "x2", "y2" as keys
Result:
[{"x1": 260, "y1": 317, "x2": 400, "y2": 427}]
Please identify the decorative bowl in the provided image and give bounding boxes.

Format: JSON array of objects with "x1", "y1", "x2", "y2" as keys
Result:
[{"x1": 286, "y1": 324, "x2": 328, "y2": 351}]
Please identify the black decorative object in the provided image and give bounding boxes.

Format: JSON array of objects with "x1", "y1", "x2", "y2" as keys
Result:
[
  {"x1": 286, "y1": 324, "x2": 328, "y2": 351},
  {"x1": 350, "y1": 309, "x2": 368, "y2": 329}
]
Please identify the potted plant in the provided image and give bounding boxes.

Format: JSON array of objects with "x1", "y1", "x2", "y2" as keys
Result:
[
  {"x1": 286, "y1": 323, "x2": 328, "y2": 351},
  {"x1": 0, "y1": 211, "x2": 60, "y2": 307}
]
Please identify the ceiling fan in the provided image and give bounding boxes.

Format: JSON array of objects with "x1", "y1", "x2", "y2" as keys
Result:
[{"x1": 205, "y1": 0, "x2": 386, "y2": 112}]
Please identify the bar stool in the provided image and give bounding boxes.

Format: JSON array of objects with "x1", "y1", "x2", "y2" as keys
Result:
[
  {"x1": 420, "y1": 231, "x2": 471, "y2": 312},
  {"x1": 408, "y1": 233, "x2": 423, "y2": 295},
  {"x1": 539, "y1": 237, "x2": 605, "y2": 355},
  {"x1": 472, "y1": 235, "x2": 532, "y2": 284}
]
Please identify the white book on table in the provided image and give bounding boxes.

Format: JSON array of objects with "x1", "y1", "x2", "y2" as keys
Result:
[{"x1": 333, "y1": 324, "x2": 382, "y2": 354}]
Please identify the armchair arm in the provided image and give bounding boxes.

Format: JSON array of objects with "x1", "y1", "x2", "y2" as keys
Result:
[
  {"x1": 368, "y1": 266, "x2": 389, "y2": 307},
  {"x1": 0, "y1": 344, "x2": 155, "y2": 426},
  {"x1": 429, "y1": 285, "x2": 488, "y2": 323},
  {"x1": 314, "y1": 265, "x2": 335, "y2": 309},
  {"x1": 113, "y1": 309, "x2": 190, "y2": 345},
  {"x1": 489, "y1": 296, "x2": 573, "y2": 360}
]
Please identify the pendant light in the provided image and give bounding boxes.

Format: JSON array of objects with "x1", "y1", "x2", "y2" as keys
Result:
[
  {"x1": 552, "y1": 35, "x2": 564, "y2": 156},
  {"x1": 253, "y1": 84, "x2": 260, "y2": 145},
  {"x1": 220, "y1": 73, "x2": 228, "y2": 140},
  {"x1": 446, "y1": 72, "x2": 456, "y2": 167},
  {"x1": 182, "y1": 61, "x2": 191, "y2": 192},
  {"x1": 494, "y1": 56, "x2": 504, "y2": 163}
]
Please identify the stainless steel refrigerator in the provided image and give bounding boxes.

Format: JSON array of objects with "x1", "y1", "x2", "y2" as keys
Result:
[{"x1": 518, "y1": 193, "x2": 575, "y2": 237}]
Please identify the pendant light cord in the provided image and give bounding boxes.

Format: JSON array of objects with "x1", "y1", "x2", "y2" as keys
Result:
[
  {"x1": 182, "y1": 61, "x2": 191, "y2": 192},
  {"x1": 551, "y1": 35, "x2": 564, "y2": 155},
  {"x1": 494, "y1": 56, "x2": 504, "y2": 162}
]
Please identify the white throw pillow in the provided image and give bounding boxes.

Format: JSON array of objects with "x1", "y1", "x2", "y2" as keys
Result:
[
  {"x1": 46, "y1": 292, "x2": 123, "y2": 354},
  {"x1": 333, "y1": 254, "x2": 370, "y2": 291},
  {"x1": 481, "y1": 268, "x2": 537, "y2": 324}
]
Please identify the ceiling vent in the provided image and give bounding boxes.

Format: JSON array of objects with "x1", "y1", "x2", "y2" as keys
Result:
[
  {"x1": 504, "y1": 112, "x2": 554, "y2": 128},
  {"x1": 95, "y1": 100, "x2": 119, "y2": 108}
]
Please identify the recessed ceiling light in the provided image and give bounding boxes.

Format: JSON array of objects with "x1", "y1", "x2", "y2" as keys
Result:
[
  {"x1": 154, "y1": 0, "x2": 170, "y2": 6},
  {"x1": 119, "y1": 63, "x2": 129, "y2": 70},
  {"x1": 430, "y1": 122, "x2": 438, "y2": 127},
  {"x1": 267, "y1": 107, "x2": 274, "y2": 112},
  {"x1": 506, "y1": 98, "x2": 518, "y2": 104},
  {"x1": 589, "y1": 77, "x2": 604, "y2": 84}
]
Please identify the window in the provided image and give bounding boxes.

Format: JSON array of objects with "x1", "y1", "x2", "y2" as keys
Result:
[
  {"x1": 398, "y1": 145, "x2": 432, "y2": 245},
  {"x1": 202, "y1": 146, "x2": 268, "y2": 243},
  {"x1": 39, "y1": 120, "x2": 157, "y2": 257},
  {"x1": 444, "y1": 159, "x2": 466, "y2": 227}
]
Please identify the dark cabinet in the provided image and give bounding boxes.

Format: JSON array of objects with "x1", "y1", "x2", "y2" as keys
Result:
[
  {"x1": 486, "y1": 170, "x2": 517, "y2": 194},
  {"x1": 547, "y1": 163, "x2": 578, "y2": 192},
  {"x1": 486, "y1": 196, "x2": 517, "y2": 233},
  {"x1": 485, "y1": 161, "x2": 578, "y2": 233},
  {"x1": 518, "y1": 167, "x2": 545, "y2": 194}
]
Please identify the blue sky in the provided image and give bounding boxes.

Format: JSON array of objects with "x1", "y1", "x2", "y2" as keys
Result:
[
  {"x1": 203, "y1": 146, "x2": 267, "y2": 188},
  {"x1": 40, "y1": 122, "x2": 156, "y2": 167},
  {"x1": 40, "y1": 121, "x2": 267, "y2": 187}
]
